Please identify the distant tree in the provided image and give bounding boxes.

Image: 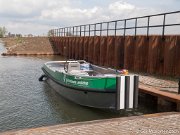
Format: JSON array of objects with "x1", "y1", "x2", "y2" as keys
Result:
[
  {"x1": 47, "y1": 30, "x2": 54, "y2": 37},
  {"x1": 0, "y1": 26, "x2": 7, "y2": 37}
]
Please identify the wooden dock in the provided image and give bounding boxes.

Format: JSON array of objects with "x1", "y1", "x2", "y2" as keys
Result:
[
  {"x1": 138, "y1": 74, "x2": 180, "y2": 111},
  {"x1": 1, "y1": 112, "x2": 180, "y2": 135}
]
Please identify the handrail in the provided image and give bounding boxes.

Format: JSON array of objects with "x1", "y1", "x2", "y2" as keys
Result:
[{"x1": 49, "y1": 10, "x2": 180, "y2": 38}]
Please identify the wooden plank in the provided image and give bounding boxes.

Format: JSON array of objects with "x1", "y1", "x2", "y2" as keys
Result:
[{"x1": 139, "y1": 84, "x2": 180, "y2": 103}]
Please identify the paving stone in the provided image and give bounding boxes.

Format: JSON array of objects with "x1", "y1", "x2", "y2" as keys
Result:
[{"x1": 1, "y1": 113, "x2": 180, "y2": 135}]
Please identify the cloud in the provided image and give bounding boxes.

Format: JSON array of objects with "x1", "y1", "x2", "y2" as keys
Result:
[
  {"x1": 0, "y1": 0, "x2": 178, "y2": 35},
  {"x1": 5, "y1": 21, "x2": 54, "y2": 36},
  {"x1": 40, "y1": 0, "x2": 158, "y2": 26}
]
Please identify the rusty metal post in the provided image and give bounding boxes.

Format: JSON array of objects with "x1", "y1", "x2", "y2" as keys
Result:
[
  {"x1": 100, "y1": 23, "x2": 102, "y2": 36},
  {"x1": 162, "y1": 14, "x2": 166, "y2": 40},
  {"x1": 73, "y1": 27, "x2": 74, "y2": 36},
  {"x1": 64, "y1": 28, "x2": 65, "y2": 37},
  {"x1": 89, "y1": 24, "x2": 91, "y2": 36},
  {"x1": 107, "y1": 22, "x2": 109, "y2": 36},
  {"x1": 147, "y1": 16, "x2": 150, "y2": 40},
  {"x1": 178, "y1": 78, "x2": 180, "y2": 94},
  {"x1": 123, "y1": 19, "x2": 126, "y2": 37},
  {"x1": 76, "y1": 26, "x2": 78, "y2": 36},
  {"x1": 94, "y1": 24, "x2": 96, "y2": 36},
  {"x1": 115, "y1": 21, "x2": 117, "y2": 36},
  {"x1": 84, "y1": 25, "x2": 86, "y2": 37},
  {"x1": 134, "y1": 18, "x2": 137, "y2": 39}
]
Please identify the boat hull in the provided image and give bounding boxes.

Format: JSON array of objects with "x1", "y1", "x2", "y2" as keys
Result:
[
  {"x1": 41, "y1": 61, "x2": 117, "y2": 109},
  {"x1": 46, "y1": 77, "x2": 116, "y2": 109}
]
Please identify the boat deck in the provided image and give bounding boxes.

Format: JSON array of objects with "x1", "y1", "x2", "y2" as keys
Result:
[{"x1": 45, "y1": 62, "x2": 118, "y2": 77}]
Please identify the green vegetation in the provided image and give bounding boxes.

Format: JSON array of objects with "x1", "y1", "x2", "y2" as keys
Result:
[
  {"x1": 16, "y1": 37, "x2": 23, "y2": 43},
  {"x1": 0, "y1": 26, "x2": 7, "y2": 38},
  {"x1": 48, "y1": 30, "x2": 54, "y2": 37}
]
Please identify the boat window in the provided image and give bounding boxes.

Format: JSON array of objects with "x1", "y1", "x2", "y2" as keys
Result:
[{"x1": 80, "y1": 63, "x2": 93, "y2": 71}]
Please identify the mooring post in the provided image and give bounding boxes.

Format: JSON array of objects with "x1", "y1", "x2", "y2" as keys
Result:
[{"x1": 116, "y1": 75, "x2": 139, "y2": 110}]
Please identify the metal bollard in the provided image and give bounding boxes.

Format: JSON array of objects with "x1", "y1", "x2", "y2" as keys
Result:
[{"x1": 116, "y1": 75, "x2": 139, "y2": 110}]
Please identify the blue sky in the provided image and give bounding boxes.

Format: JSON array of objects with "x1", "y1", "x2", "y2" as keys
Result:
[{"x1": 0, "y1": 0, "x2": 179, "y2": 36}]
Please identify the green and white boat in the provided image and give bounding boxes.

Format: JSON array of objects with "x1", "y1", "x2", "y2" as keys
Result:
[{"x1": 41, "y1": 60, "x2": 138, "y2": 110}]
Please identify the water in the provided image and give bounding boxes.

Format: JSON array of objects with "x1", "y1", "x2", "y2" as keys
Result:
[{"x1": 0, "y1": 42, "x2": 156, "y2": 132}]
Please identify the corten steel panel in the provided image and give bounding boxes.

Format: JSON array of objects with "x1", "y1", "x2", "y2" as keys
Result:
[
  {"x1": 134, "y1": 36, "x2": 149, "y2": 72},
  {"x1": 64, "y1": 37, "x2": 69, "y2": 57},
  {"x1": 59, "y1": 37, "x2": 63, "y2": 55},
  {"x1": 106, "y1": 36, "x2": 115, "y2": 67},
  {"x1": 124, "y1": 36, "x2": 136, "y2": 70},
  {"x1": 163, "y1": 36, "x2": 176, "y2": 76},
  {"x1": 55, "y1": 37, "x2": 59, "y2": 54},
  {"x1": 75, "y1": 37, "x2": 80, "y2": 59},
  {"x1": 49, "y1": 37, "x2": 54, "y2": 50},
  {"x1": 69, "y1": 37, "x2": 73, "y2": 58},
  {"x1": 88, "y1": 37, "x2": 94, "y2": 63},
  {"x1": 100, "y1": 36, "x2": 107, "y2": 66},
  {"x1": 62, "y1": 37, "x2": 66, "y2": 56},
  {"x1": 53, "y1": 37, "x2": 56, "y2": 47},
  {"x1": 55, "y1": 37, "x2": 58, "y2": 46},
  {"x1": 71, "y1": 37, "x2": 76, "y2": 58},
  {"x1": 79, "y1": 37, "x2": 84, "y2": 60},
  {"x1": 93, "y1": 36, "x2": 100, "y2": 65},
  {"x1": 58, "y1": 37, "x2": 62, "y2": 55},
  {"x1": 83, "y1": 37, "x2": 89, "y2": 61},
  {"x1": 59, "y1": 37, "x2": 63, "y2": 54},
  {"x1": 147, "y1": 36, "x2": 158, "y2": 74},
  {"x1": 68, "y1": 37, "x2": 73, "y2": 59},
  {"x1": 147, "y1": 36, "x2": 164, "y2": 75},
  {"x1": 175, "y1": 36, "x2": 180, "y2": 76},
  {"x1": 114, "y1": 36, "x2": 124, "y2": 69}
]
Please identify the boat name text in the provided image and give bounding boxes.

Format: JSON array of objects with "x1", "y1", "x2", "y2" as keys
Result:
[{"x1": 65, "y1": 78, "x2": 88, "y2": 86}]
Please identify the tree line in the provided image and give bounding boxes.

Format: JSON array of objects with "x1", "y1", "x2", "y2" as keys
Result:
[{"x1": 0, "y1": 26, "x2": 7, "y2": 38}]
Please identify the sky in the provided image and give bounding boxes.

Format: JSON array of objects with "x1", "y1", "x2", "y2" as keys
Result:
[{"x1": 0, "y1": 0, "x2": 179, "y2": 36}]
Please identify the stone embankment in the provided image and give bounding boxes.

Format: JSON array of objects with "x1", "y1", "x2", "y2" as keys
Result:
[
  {"x1": 1, "y1": 37, "x2": 58, "y2": 55},
  {"x1": 1, "y1": 112, "x2": 180, "y2": 135}
]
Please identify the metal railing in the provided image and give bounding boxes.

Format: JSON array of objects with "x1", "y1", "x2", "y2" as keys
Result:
[{"x1": 50, "y1": 10, "x2": 180, "y2": 38}]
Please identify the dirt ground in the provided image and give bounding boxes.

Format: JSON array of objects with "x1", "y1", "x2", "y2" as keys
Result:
[{"x1": 1, "y1": 37, "x2": 57, "y2": 55}]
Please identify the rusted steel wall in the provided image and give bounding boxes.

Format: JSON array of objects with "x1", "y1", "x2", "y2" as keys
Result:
[
  {"x1": 83, "y1": 37, "x2": 89, "y2": 60},
  {"x1": 99, "y1": 36, "x2": 107, "y2": 66},
  {"x1": 88, "y1": 37, "x2": 94, "y2": 63},
  {"x1": 114, "y1": 36, "x2": 124, "y2": 69},
  {"x1": 106, "y1": 36, "x2": 115, "y2": 67},
  {"x1": 93, "y1": 36, "x2": 100, "y2": 65},
  {"x1": 79, "y1": 37, "x2": 84, "y2": 60},
  {"x1": 49, "y1": 35, "x2": 180, "y2": 77},
  {"x1": 149, "y1": 36, "x2": 164, "y2": 75},
  {"x1": 134, "y1": 36, "x2": 149, "y2": 73},
  {"x1": 175, "y1": 36, "x2": 180, "y2": 76},
  {"x1": 124, "y1": 36, "x2": 136, "y2": 71},
  {"x1": 163, "y1": 36, "x2": 176, "y2": 76}
]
